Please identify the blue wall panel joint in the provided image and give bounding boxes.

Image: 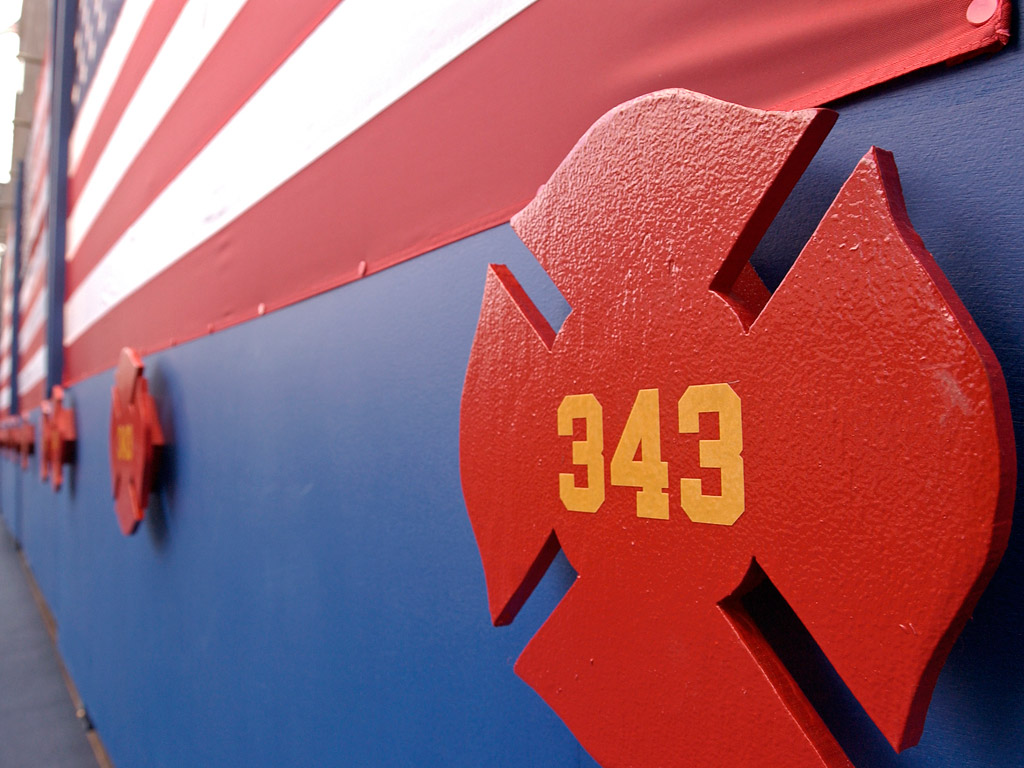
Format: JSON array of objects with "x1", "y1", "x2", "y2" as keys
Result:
[{"x1": 45, "y1": 0, "x2": 77, "y2": 395}]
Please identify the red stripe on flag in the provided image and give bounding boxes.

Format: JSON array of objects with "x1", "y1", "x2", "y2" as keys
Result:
[
  {"x1": 19, "y1": 379, "x2": 44, "y2": 413},
  {"x1": 67, "y1": 0, "x2": 343, "y2": 295}
]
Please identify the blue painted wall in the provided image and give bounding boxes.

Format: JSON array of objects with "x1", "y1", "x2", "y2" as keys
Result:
[{"x1": 2, "y1": 12, "x2": 1022, "y2": 767}]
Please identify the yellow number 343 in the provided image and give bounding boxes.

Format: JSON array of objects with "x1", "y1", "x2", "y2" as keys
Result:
[{"x1": 557, "y1": 384, "x2": 744, "y2": 526}]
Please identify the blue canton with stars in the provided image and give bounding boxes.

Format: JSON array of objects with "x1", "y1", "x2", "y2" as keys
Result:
[{"x1": 72, "y1": 0, "x2": 125, "y2": 115}]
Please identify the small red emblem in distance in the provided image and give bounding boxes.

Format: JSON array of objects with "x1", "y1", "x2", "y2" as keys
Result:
[
  {"x1": 459, "y1": 90, "x2": 1015, "y2": 768},
  {"x1": 41, "y1": 386, "x2": 77, "y2": 490},
  {"x1": 0, "y1": 417, "x2": 31, "y2": 465},
  {"x1": 0, "y1": 417, "x2": 15, "y2": 456},
  {"x1": 109, "y1": 348, "x2": 165, "y2": 536},
  {"x1": 15, "y1": 419, "x2": 34, "y2": 470}
]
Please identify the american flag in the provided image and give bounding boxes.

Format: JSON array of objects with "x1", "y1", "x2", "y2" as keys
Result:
[
  {"x1": 15, "y1": 54, "x2": 52, "y2": 412},
  {"x1": 59, "y1": 0, "x2": 1009, "y2": 385}
]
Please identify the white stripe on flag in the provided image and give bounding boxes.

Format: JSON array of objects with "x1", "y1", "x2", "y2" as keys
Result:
[
  {"x1": 18, "y1": 343, "x2": 47, "y2": 394},
  {"x1": 19, "y1": 288, "x2": 48, "y2": 352},
  {"x1": 65, "y1": 0, "x2": 539, "y2": 343}
]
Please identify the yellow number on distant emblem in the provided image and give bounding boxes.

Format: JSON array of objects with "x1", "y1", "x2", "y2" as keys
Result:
[{"x1": 116, "y1": 424, "x2": 134, "y2": 462}]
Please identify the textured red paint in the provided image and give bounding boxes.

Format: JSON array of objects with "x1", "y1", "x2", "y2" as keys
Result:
[
  {"x1": 109, "y1": 348, "x2": 165, "y2": 536},
  {"x1": 460, "y1": 90, "x2": 1015, "y2": 767},
  {"x1": 40, "y1": 386, "x2": 77, "y2": 491}
]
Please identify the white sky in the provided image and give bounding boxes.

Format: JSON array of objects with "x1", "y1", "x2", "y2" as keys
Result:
[{"x1": 0, "y1": 0, "x2": 24, "y2": 186}]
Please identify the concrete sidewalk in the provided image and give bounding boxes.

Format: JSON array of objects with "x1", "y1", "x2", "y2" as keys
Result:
[{"x1": 0, "y1": 523, "x2": 100, "y2": 768}]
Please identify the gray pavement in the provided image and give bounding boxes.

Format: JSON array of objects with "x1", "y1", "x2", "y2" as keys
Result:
[{"x1": 0, "y1": 523, "x2": 99, "y2": 768}]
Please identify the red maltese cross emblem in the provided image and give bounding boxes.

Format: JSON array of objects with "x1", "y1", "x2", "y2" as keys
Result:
[
  {"x1": 41, "y1": 386, "x2": 76, "y2": 490},
  {"x1": 459, "y1": 90, "x2": 1014, "y2": 768},
  {"x1": 110, "y1": 348, "x2": 165, "y2": 535}
]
